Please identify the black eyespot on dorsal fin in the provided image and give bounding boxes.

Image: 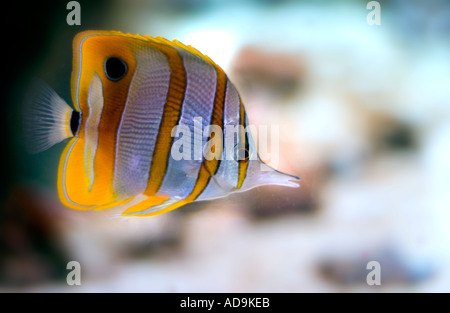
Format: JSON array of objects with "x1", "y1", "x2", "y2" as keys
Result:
[{"x1": 70, "y1": 110, "x2": 81, "y2": 136}]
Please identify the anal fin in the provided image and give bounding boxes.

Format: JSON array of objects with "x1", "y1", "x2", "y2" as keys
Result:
[
  {"x1": 121, "y1": 196, "x2": 190, "y2": 217},
  {"x1": 121, "y1": 195, "x2": 169, "y2": 215}
]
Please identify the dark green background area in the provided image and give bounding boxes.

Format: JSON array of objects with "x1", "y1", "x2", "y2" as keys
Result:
[{"x1": 2, "y1": 1, "x2": 110, "y2": 204}]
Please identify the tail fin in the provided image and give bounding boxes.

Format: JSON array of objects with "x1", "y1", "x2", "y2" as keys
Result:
[{"x1": 22, "y1": 79, "x2": 75, "y2": 154}]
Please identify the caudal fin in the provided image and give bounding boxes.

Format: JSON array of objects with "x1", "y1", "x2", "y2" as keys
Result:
[{"x1": 22, "y1": 79, "x2": 75, "y2": 154}]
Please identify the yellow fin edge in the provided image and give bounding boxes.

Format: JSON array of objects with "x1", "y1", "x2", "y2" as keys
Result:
[{"x1": 73, "y1": 30, "x2": 221, "y2": 71}]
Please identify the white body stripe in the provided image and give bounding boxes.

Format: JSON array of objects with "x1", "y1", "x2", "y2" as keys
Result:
[
  {"x1": 75, "y1": 34, "x2": 99, "y2": 111},
  {"x1": 113, "y1": 46, "x2": 171, "y2": 197},
  {"x1": 157, "y1": 48, "x2": 218, "y2": 198},
  {"x1": 197, "y1": 81, "x2": 240, "y2": 201},
  {"x1": 84, "y1": 73, "x2": 104, "y2": 190}
]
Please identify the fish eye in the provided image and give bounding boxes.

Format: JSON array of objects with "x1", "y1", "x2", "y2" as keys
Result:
[
  {"x1": 236, "y1": 147, "x2": 250, "y2": 161},
  {"x1": 104, "y1": 57, "x2": 127, "y2": 81}
]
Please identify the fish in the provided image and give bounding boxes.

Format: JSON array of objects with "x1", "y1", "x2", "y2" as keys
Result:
[{"x1": 23, "y1": 30, "x2": 299, "y2": 217}]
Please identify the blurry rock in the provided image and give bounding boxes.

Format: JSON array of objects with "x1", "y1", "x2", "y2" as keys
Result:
[
  {"x1": 234, "y1": 168, "x2": 322, "y2": 220},
  {"x1": 0, "y1": 184, "x2": 70, "y2": 287},
  {"x1": 363, "y1": 111, "x2": 417, "y2": 154},
  {"x1": 319, "y1": 246, "x2": 434, "y2": 286},
  {"x1": 324, "y1": 111, "x2": 418, "y2": 179},
  {"x1": 0, "y1": 183, "x2": 185, "y2": 288},
  {"x1": 60, "y1": 200, "x2": 184, "y2": 279},
  {"x1": 230, "y1": 46, "x2": 305, "y2": 102},
  {"x1": 242, "y1": 187, "x2": 316, "y2": 219}
]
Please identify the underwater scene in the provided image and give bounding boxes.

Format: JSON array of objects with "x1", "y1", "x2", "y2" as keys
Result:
[{"x1": 2, "y1": 0, "x2": 450, "y2": 292}]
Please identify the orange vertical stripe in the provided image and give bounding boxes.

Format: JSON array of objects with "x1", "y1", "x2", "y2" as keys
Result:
[{"x1": 203, "y1": 71, "x2": 226, "y2": 176}]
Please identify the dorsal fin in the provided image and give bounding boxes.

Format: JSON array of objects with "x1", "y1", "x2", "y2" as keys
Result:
[
  {"x1": 156, "y1": 37, "x2": 220, "y2": 68},
  {"x1": 75, "y1": 30, "x2": 222, "y2": 70}
]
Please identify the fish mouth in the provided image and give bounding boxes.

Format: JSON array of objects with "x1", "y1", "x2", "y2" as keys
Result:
[
  {"x1": 259, "y1": 162, "x2": 301, "y2": 188},
  {"x1": 273, "y1": 169, "x2": 301, "y2": 188}
]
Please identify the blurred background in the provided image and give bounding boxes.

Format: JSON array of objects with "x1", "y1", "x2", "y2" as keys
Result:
[{"x1": 2, "y1": 0, "x2": 450, "y2": 292}]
